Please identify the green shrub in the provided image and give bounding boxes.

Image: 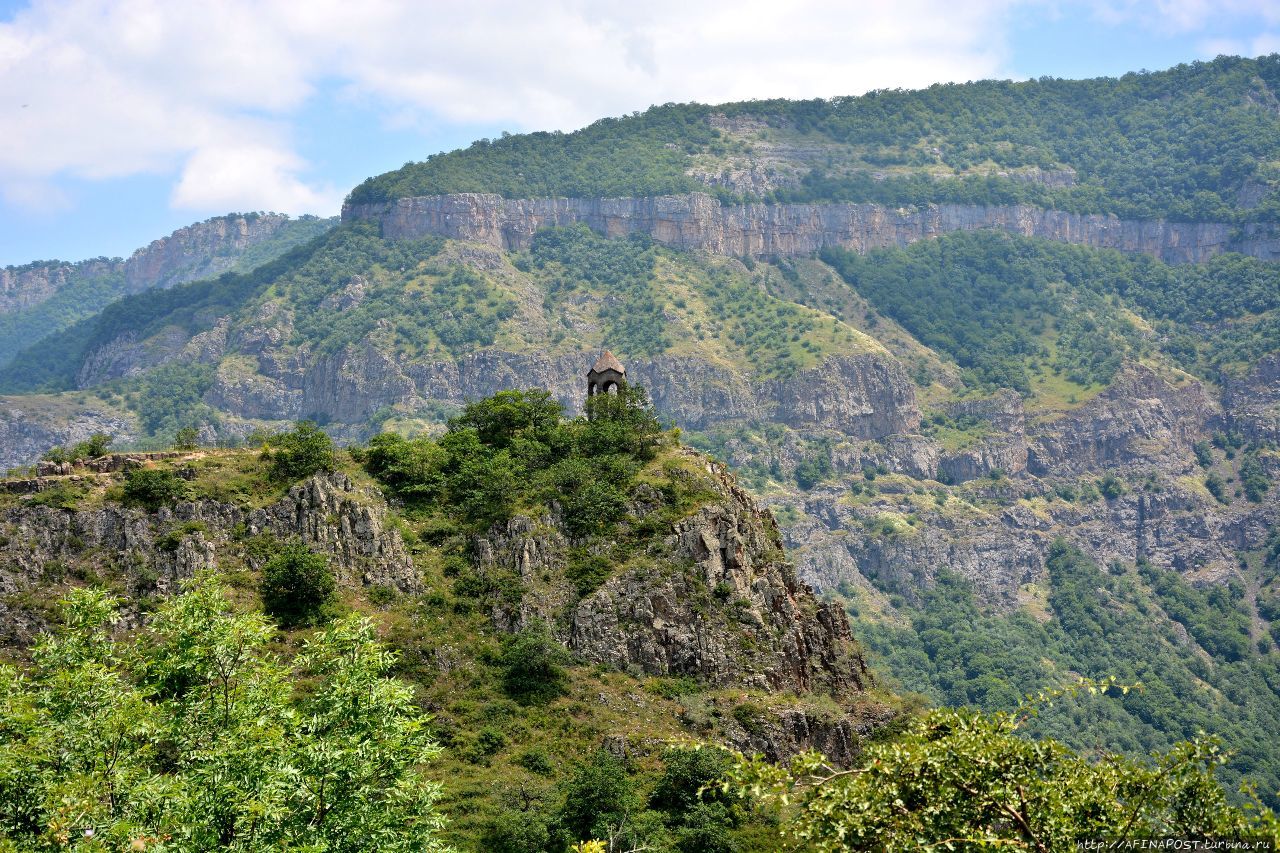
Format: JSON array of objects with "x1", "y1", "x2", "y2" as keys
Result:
[
  {"x1": 731, "y1": 702, "x2": 766, "y2": 736},
  {"x1": 515, "y1": 747, "x2": 555, "y2": 776},
  {"x1": 1241, "y1": 452, "x2": 1270, "y2": 503},
  {"x1": 673, "y1": 802, "x2": 739, "y2": 853},
  {"x1": 500, "y1": 625, "x2": 570, "y2": 704},
  {"x1": 28, "y1": 483, "x2": 86, "y2": 511},
  {"x1": 77, "y1": 432, "x2": 113, "y2": 459},
  {"x1": 650, "y1": 747, "x2": 736, "y2": 814},
  {"x1": 173, "y1": 426, "x2": 200, "y2": 450},
  {"x1": 1098, "y1": 473, "x2": 1125, "y2": 500},
  {"x1": 122, "y1": 467, "x2": 188, "y2": 509},
  {"x1": 1206, "y1": 472, "x2": 1228, "y2": 503},
  {"x1": 266, "y1": 420, "x2": 335, "y2": 481},
  {"x1": 483, "y1": 808, "x2": 553, "y2": 853},
  {"x1": 565, "y1": 553, "x2": 613, "y2": 597},
  {"x1": 260, "y1": 542, "x2": 337, "y2": 628},
  {"x1": 1193, "y1": 440, "x2": 1214, "y2": 467},
  {"x1": 557, "y1": 751, "x2": 639, "y2": 848}
]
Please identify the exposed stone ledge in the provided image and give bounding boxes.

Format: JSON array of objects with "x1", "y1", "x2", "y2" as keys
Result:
[{"x1": 344, "y1": 192, "x2": 1280, "y2": 265}]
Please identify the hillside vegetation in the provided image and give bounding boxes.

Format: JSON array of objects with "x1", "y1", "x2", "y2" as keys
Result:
[
  {"x1": 0, "y1": 56, "x2": 1278, "y2": 849},
  {"x1": 0, "y1": 215, "x2": 335, "y2": 369},
  {"x1": 349, "y1": 55, "x2": 1280, "y2": 223},
  {"x1": 3, "y1": 399, "x2": 1278, "y2": 851}
]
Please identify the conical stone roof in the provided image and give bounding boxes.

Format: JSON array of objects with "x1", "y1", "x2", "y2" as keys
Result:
[{"x1": 590, "y1": 349, "x2": 626, "y2": 375}]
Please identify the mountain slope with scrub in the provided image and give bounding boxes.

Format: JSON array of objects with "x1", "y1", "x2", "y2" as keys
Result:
[{"x1": 0, "y1": 54, "x2": 1278, "y2": 831}]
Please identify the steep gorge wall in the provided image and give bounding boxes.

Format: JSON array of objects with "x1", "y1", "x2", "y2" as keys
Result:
[
  {"x1": 1, "y1": 214, "x2": 315, "y2": 318},
  {"x1": 0, "y1": 260, "x2": 117, "y2": 314},
  {"x1": 344, "y1": 192, "x2": 1280, "y2": 264},
  {"x1": 121, "y1": 212, "x2": 298, "y2": 292}
]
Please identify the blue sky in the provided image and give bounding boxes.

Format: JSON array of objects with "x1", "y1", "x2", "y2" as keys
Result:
[{"x1": 1, "y1": 0, "x2": 1278, "y2": 267}]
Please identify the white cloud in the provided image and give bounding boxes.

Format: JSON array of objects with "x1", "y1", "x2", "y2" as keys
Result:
[
  {"x1": 0, "y1": 0, "x2": 1024, "y2": 217},
  {"x1": 1200, "y1": 31, "x2": 1280, "y2": 59},
  {"x1": 172, "y1": 144, "x2": 341, "y2": 215},
  {"x1": 1082, "y1": 0, "x2": 1280, "y2": 36}
]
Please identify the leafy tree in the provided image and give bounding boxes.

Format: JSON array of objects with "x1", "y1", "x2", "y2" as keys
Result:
[
  {"x1": 266, "y1": 420, "x2": 335, "y2": 482},
  {"x1": 173, "y1": 426, "x2": 200, "y2": 450},
  {"x1": 362, "y1": 386, "x2": 669, "y2": 540},
  {"x1": 0, "y1": 579, "x2": 448, "y2": 851},
  {"x1": 582, "y1": 384, "x2": 664, "y2": 461},
  {"x1": 500, "y1": 624, "x2": 570, "y2": 705},
  {"x1": 556, "y1": 751, "x2": 642, "y2": 849},
  {"x1": 439, "y1": 428, "x2": 519, "y2": 528},
  {"x1": 122, "y1": 467, "x2": 188, "y2": 509},
  {"x1": 260, "y1": 542, "x2": 337, "y2": 628},
  {"x1": 448, "y1": 388, "x2": 563, "y2": 451},
  {"x1": 78, "y1": 432, "x2": 113, "y2": 459},
  {"x1": 362, "y1": 432, "x2": 449, "y2": 503},
  {"x1": 650, "y1": 747, "x2": 738, "y2": 815},
  {"x1": 724, "y1": 697, "x2": 1280, "y2": 852}
]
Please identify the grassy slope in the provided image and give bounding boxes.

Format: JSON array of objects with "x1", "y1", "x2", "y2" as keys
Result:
[{"x1": 0, "y1": 446, "x2": 897, "y2": 851}]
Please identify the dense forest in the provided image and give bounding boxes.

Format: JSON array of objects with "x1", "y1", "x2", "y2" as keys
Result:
[
  {"x1": 849, "y1": 538, "x2": 1280, "y2": 808},
  {"x1": 821, "y1": 230, "x2": 1280, "y2": 389},
  {"x1": 348, "y1": 55, "x2": 1280, "y2": 223}
]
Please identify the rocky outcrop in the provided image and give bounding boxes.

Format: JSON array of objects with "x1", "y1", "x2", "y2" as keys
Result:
[
  {"x1": 937, "y1": 390, "x2": 1029, "y2": 483},
  {"x1": 1223, "y1": 355, "x2": 1280, "y2": 443},
  {"x1": 0, "y1": 471, "x2": 416, "y2": 643},
  {"x1": 0, "y1": 260, "x2": 117, "y2": 315},
  {"x1": 344, "y1": 192, "x2": 1280, "y2": 265},
  {"x1": 1028, "y1": 365, "x2": 1218, "y2": 476},
  {"x1": 1, "y1": 215, "x2": 336, "y2": 353},
  {"x1": 122, "y1": 213, "x2": 301, "y2": 293},
  {"x1": 472, "y1": 449, "x2": 870, "y2": 697},
  {"x1": 0, "y1": 402, "x2": 136, "y2": 474},
  {"x1": 777, "y1": 361, "x2": 1279, "y2": 609}
]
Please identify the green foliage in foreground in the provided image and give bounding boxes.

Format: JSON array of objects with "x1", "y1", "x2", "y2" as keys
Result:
[
  {"x1": 0, "y1": 579, "x2": 447, "y2": 852},
  {"x1": 725, "y1": 694, "x2": 1280, "y2": 852}
]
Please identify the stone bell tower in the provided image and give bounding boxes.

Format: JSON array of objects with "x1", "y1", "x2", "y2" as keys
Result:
[{"x1": 587, "y1": 349, "x2": 626, "y2": 399}]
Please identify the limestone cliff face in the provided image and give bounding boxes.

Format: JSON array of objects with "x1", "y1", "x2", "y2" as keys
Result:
[
  {"x1": 344, "y1": 192, "x2": 1280, "y2": 265},
  {"x1": 1028, "y1": 365, "x2": 1218, "y2": 477},
  {"x1": 0, "y1": 260, "x2": 117, "y2": 315},
  {"x1": 1, "y1": 214, "x2": 334, "y2": 324},
  {"x1": 784, "y1": 363, "x2": 1275, "y2": 609},
  {"x1": 129, "y1": 327, "x2": 917, "y2": 443},
  {"x1": 471, "y1": 449, "x2": 870, "y2": 698},
  {"x1": 937, "y1": 390, "x2": 1029, "y2": 483},
  {"x1": 1223, "y1": 354, "x2": 1280, "y2": 443},
  {"x1": 121, "y1": 213, "x2": 297, "y2": 293},
  {"x1": 0, "y1": 471, "x2": 415, "y2": 644}
]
